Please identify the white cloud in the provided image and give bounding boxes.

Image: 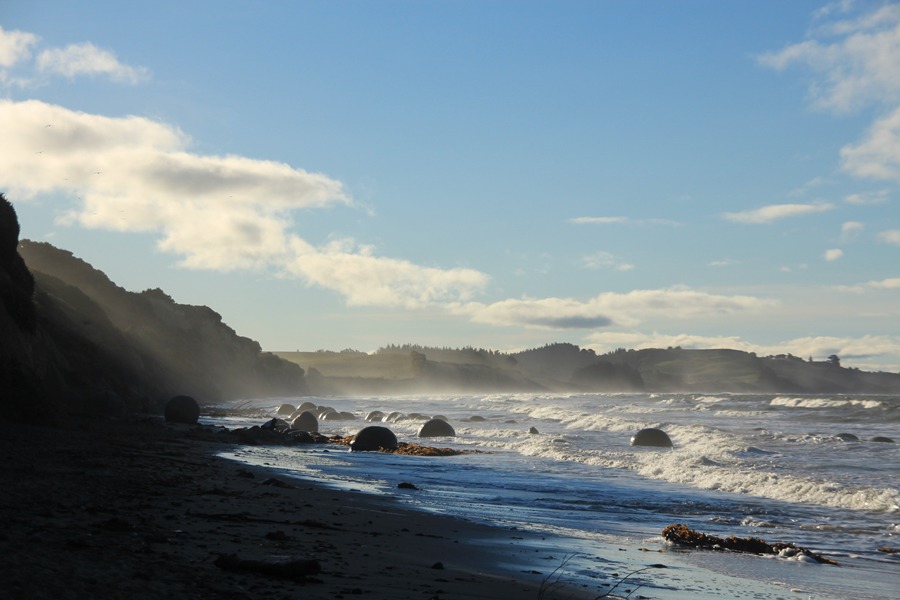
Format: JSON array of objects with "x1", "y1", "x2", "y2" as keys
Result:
[
  {"x1": 840, "y1": 220, "x2": 864, "y2": 242},
  {"x1": 708, "y1": 258, "x2": 738, "y2": 268},
  {"x1": 841, "y1": 106, "x2": 900, "y2": 181},
  {"x1": 582, "y1": 251, "x2": 634, "y2": 271},
  {"x1": 570, "y1": 216, "x2": 627, "y2": 224},
  {"x1": 36, "y1": 42, "x2": 149, "y2": 84},
  {"x1": 0, "y1": 98, "x2": 490, "y2": 307},
  {"x1": 844, "y1": 189, "x2": 889, "y2": 204},
  {"x1": 878, "y1": 229, "x2": 900, "y2": 245},
  {"x1": 758, "y1": 4, "x2": 900, "y2": 113},
  {"x1": 0, "y1": 26, "x2": 39, "y2": 68},
  {"x1": 285, "y1": 237, "x2": 488, "y2": 309},
  {"x1": 723, "y1": 202, "x2": 835, "y2": 224},
  {"x1": 458, "y1": 287, "x2": 773, "y2": 330},
  {"x1": 868, "y1": 277, "x2": 900, "y2": 289},
  {"x1": 824, "y1": 248, "x2": 844, "y2": 261}
]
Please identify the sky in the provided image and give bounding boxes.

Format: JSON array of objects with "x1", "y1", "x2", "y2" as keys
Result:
[{"x1": 2, "y1": 1, "x2": 900, "y2": 371}]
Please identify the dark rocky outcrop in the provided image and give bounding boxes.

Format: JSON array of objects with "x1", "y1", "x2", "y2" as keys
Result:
[
  {"x1": 1, "y1": 194, "x2": 306, "y2": 421},
  {"x1": 18, "y1": 239, "x2": 306, "y2": 405}
]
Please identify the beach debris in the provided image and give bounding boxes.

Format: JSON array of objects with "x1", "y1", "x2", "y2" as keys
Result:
[
  {"x1": 349, "y1": 425, "x2": 398, "y2": 452},
  {"x1": 213, "y1": 553, "x2": 321, "y2": 579},
  {"x1": 877, "y1": 547, "x2": 899, "y2": 554},
  {"x1": 630, "y1": 427, "x2": 673, "y2": 448},
  {"x1": 661, "y1": 524, "x2": 838, "y2": 565},
  {"x1": 417, "y1": 418, "x2": 456, "y2": 438},
  {"x1": 528, "y1": 426, "x2": 540, "y2": 434},
  {"x1": 164, "y1": 395, "x2": 200, "y2": 425}
]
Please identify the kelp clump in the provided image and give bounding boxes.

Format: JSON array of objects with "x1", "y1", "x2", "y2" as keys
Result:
[{"x1": 661, "y1": 524, "x2": 838, "y2": 565}]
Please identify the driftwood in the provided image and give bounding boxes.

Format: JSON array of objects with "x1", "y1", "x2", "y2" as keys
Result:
[
  {"x1": 214, "y1": 554, "x2": 321, "y2": 579},
  {"x1": 662, "y1": 524, "x2": 838, "y2": 565}
]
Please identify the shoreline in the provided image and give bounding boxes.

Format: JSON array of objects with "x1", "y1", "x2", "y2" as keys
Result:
[{"x1": 0, "y1": 416, "x2": 600, "y2": 599}]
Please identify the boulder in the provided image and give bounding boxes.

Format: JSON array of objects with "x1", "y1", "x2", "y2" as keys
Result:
[
  {"x1": 322, "y1": 410, "x2": 355, "y2": 421},
  {"x1": 365, "y1": 410, "x2": 386, "y2": 422},
  {"x1": 349, "y1": 426, "x2": 398, "y2": 452},
  {"x1": 290, "y1": 411, "x2": 318, "y2": 432},
  {"x1": 630, "y1": 427, "x2": 673, "y2": 448},
  {"x1": 298, "y1": 401, "x2": 318, "y2": 412},
  {"x1": 836, "y1": 433, "x2": 859, "y2": 442},
  {"x1": 869, "y1": 436, "x2": 894, "y2": 443},
  {"x1": 417, "y1": 418, "x2": 456, "y2": 438},
  {"x1": 276, "y1": 403, "x2": 295, "y2": 416},
  {"x1": 165, "y1": 395, "x2": 200, "y2": 424}
]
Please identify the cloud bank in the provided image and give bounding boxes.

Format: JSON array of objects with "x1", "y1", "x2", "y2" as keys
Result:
[
  {"x1": 0, "y1": 99, "x2": 488, "y2": 307},
  {"x1": 459, "y1": 287, "x2": 773, "y2": 330}
]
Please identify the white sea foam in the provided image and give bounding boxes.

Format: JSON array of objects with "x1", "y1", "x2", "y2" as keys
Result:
[{"x1": 770, "y1": 396, "x2": 884, "y2": 409}]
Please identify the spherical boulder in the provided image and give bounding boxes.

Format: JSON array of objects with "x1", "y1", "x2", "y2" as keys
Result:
[
  {"x1": 417, "y1": 418, "x2": 456, "y2": 438},
  {"x1": 290, "y1": 411, "x2": 319, "y2": 432},
  {"x1": 365, "y1": 410, "x2": 386, "y2": 422},
  {"x1": 349, "y1": 426, "x2": 398, "y2": 452},
  {"x1": 322, "y1": 411, "x2": 355, "y2": 421},
  {"x1": 835, "y1": 433, "x2": 859, "y2": 442},
  {"x1": 276, "y1": 403, "x2": 295, "y2": 416},
  {"x1": 298, "y1": 401, "x2": 318, "y2": 412},
  {"x1": 630, "y1": 427, "x2": 673, "y2": 448},
  {"x1": 869, "y1": 436, "x2": 895, "y2": 443},
  {"x1": 165, "y1": 395, "x2": 200, "y2": 425}
]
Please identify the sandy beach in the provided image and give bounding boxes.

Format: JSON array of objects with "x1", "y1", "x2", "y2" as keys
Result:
[{"x1": 0, "y1": 416, "x2": 601, "y2": 600}]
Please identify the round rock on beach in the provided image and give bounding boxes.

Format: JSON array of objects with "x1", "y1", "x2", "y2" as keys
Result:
[
  {"x1": 349, "y1": 426, "x2": 398, "y2": 452},
  {"x1": 290, "y1": 411, "x2": 318, "y2": 433},
  {"x1": 164, "y1": 395, "x2": 200, "y2": 425},
  {"x1": 630, "y1": 427, "x2": 673, "y2": 448},
  {"x1": 417, "y1": 418, "x2": 456, "y2": 438}
]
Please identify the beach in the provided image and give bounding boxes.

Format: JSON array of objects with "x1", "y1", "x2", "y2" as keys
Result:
[{"x1": 0, "y1": 416, "x2": 598, "y2": 600}]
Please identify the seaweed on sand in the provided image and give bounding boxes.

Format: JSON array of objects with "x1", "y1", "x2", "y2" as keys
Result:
[{"x1": 661, "y1": 524, "x2": 838, "y2": 565}]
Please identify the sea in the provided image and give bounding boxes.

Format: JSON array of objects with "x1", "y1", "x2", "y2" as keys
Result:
[{"x1": 207, "y1": 392, "x2": 899, "y2": 600}]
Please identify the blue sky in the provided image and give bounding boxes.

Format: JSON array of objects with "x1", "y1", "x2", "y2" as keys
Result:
[{"x1": 2, "y1": 1, "x2": 900, "y2": 371}]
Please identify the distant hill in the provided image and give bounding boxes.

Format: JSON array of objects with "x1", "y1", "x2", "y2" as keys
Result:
[{"x1": 277, "y1": 343, "x2": 900, "y2": 395}]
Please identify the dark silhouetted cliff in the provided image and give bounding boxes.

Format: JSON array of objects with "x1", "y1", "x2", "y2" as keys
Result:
[
  {"x1": 1, "y1": 194, "x2": 305, "y2": 421},
  {"x1": 18, "y1": 240, "x2": 307, "y2": 407}
]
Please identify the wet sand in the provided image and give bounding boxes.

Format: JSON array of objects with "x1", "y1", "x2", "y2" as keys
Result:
[{"x1": 0, "y1": 416, "x2": 598, "y2": 600}]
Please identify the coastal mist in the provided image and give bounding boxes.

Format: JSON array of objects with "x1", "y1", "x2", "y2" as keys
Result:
[{"x1": 213, "y1": 392, "x2": 899, "y2": 600}]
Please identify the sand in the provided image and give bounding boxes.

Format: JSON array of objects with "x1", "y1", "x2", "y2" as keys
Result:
[{"x1": 0, "y1": 416, "x2": 600, "y2": 600}]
